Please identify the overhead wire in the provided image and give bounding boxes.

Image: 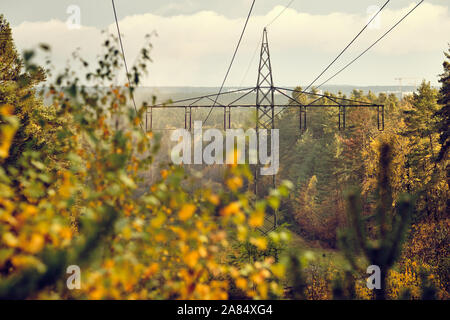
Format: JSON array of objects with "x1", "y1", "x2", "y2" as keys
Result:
[
  {"x1": 203, "y1": 0, "x2": 256, "y2": 125},
  {"x1": 112, "y1": 0, "x2": 424, "y2": 131},
  {"x1": 302, "y1": 0, "x2": 390, "y2": 93},
  {"x1": 314, "y1": 0, "x2": 424, "y2": 90},
  {"x1": 265, "y1": 0, "x2": 295, "y2": 28},
  {"x1": 272, "y1": 0, "x2": 424, "y2": 120},
  {"x1": 112, "y1": 0, "x2": 144, "y2": 132}
]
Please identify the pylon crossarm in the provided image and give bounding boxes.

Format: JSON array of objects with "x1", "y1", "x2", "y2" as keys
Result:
[
  {"x1": 150, "y1": 87, "x2": 256, "y2": 107},
  {"x1": 323, "y1": 95, "x2": 341, "y2": 106},
  {"x1": 274, "y1": 87, "x2": 306, "y2": 107},
  {"x1": 148, "y1": 104, "x2": 381, "y2": 109},
  {"x1": 189, "y1": 97, "x2": 205, "y2": 106},
  {"x1": 204, "y1": 96, "x2": 229, "y2": 108},
  {"x1": 227, "y1": 88, "x2": 256, "y2": 105},
  {"x1": 274, "y1": 86, "x2": 378, "y2": 106}
]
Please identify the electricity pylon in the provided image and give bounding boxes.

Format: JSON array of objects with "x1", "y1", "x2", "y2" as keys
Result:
[
  {"x1": 146, "y1": 28, "x2": 385, "y2": 234},
  {"x1": 254, "y1": 28, "x2": 277, "y2": 232}
]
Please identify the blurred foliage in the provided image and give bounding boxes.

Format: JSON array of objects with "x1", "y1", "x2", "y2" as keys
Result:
[
  {"x1": 0, "y1": 15, "x2": 293, "y2": 299},
  {"x1": 339, "y1": 143, "x2": 414, "y2": 300}
]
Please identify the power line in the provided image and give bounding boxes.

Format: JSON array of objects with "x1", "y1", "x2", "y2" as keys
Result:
[
  {"x1": 203, "y1": 0, "x2": 256, "y2": 125},
  {"x1": 266, "y1": 0, "x2": 296, "y2": 28},
  {"x1": 273, "y1": 0, "x2": 424, "y2": 120},
  {"x1": 111, "y1": 0, "x2": 144, "y2": 132},
  {"x1": 303, "y1": 0, "x2": 390, "y2": 93},
  {"x1": 315, "y1": 0, "x2": 424, "y2": 90}
]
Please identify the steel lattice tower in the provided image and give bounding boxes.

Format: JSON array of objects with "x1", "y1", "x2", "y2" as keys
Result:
[
  {"x1": 256, "y1": 28, "x2": 275, "y2": 131},
  {"x1": 254, "y1": 28, "x2": 277, "y2": 231},
  {"x1": 146, "y1": 28, "x2": 385, "y2": 234}
]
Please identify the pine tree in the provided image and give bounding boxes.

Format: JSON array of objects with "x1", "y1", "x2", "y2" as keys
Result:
[
  {"x1": 403, "y1": 81, "x2": 440, "y2": 162},
  {"x1": 436, "y1": 46, "x2": 450, "y2": 162}
]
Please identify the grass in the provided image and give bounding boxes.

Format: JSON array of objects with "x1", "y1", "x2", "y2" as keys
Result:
[{"x1": 288, "y1": 232, "x2": 351, "y2": 270}]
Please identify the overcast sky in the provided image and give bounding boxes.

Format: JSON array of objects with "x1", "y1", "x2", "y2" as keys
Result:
[{"x1": 3, "y1": 0, "x2": 450, "y2": 87}]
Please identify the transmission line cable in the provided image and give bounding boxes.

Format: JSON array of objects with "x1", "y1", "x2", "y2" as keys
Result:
[
  {"x1": 203, "y1": 0, "x2": 256, "y2": 125},
  {"x1": 315, "y1": 0, "x2": 424, "y2": 90},
  {"x1": 112, "y1": 0, "x2": 144, "y2": 132},
  {"x1": 273, "y1": 0, "x2": 423, "y2": 120},
  {"x1": 266, "y1": 0, "x2": 295, "y2": 28},
  {"x1": 303, "y1": 0, "x2": 390, "y2": 93}
]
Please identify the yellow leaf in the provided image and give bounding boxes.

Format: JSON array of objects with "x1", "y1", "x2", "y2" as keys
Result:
[
  {"x1": 143, "y1": 263, "x2": 159, "y2": 278},
  {"x1": 160, "y1": 169, "x2": 169, "y2": 179},
  {"x1": 184, "y1": 251, "x2": 199, "y2": 268},
  {"x1": 151, "y1": 213, "x2": 166, "y2": 228},
  {"x1": 0, "y1": 125, "x2": 18, "y2": 159},
  {"x1": 155, "y1": 233, "x2": 166, "y2": 242},
  {"x1": 226, "y1": 176, "x2": 243, "y2": 191},
  {"x1": 235, "y1": 277, "x2": 247, "y2": 290},
  {"x1": 250, "y1": 237, "x2": 267, "y2": 250},
  {"x1": 24, "y1": 233, "x2": 45, "y2": 254},
  {"x1": 122, "y1": 227, "x2": 132, "y2": 240},
  {"x1": 23, "y1": 205, "x2": 38, "y2": 217},
  {"x1": 178, "y1": 204, "x2": 196, "y2": 221},
  {"x1": 11, "y1": 255, "x2": 46, "y2": 272},
  {"x1": 258, "y1": 282, "x2": 268, "y2": 299},
  {"x1": 198, "y1": 246, "x2": 207, "y2": 258},
  {"x1": 0, "y1": 104, "x2": 14, "y2": 116},
  {"x1": 251, "y1": 273, "x2": 264, "y2": 285},
  {"x1": 208, "y1": 194, "x2": 220, "y2": 206},
  {"x1": 249, "y1": 210, "x2": 264, "y2": 227},
  {"x1": 220, "y1": 202, "x2": 241, "y2": 216},
  {"x1": 3, "y1": 232, "x2": 18, "y2": 247},
  {"x1": 89, "y1": 287, "x2": 104, "y2": 300},
  {"x1": 271, "y1": 264, "x2": 286, "y2": 278},
  {"x1": 59, "y1": 227, "x2": 72, "y2": 240}
]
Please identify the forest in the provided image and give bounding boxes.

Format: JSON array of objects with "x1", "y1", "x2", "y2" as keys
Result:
[{"x1": 0, "y1": 13, "x2": 449, "y2": 300}]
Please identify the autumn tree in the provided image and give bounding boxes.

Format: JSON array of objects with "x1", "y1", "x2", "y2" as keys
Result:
[{"x1": 0, "y1": 15, "x2": 54, "y2": 168}]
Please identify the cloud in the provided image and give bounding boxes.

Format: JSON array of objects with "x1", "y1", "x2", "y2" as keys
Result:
[
  {"x1": 12, "y1": 19, "x2": 103, "y2": 75},
  {"x1": 10, "y1": 2, "x2": 450, "y2": 86}
]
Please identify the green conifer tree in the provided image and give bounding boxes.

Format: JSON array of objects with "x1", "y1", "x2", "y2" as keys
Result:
[{"x1": 436, "y1": 46, "x2": 450, "y2": 162}]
